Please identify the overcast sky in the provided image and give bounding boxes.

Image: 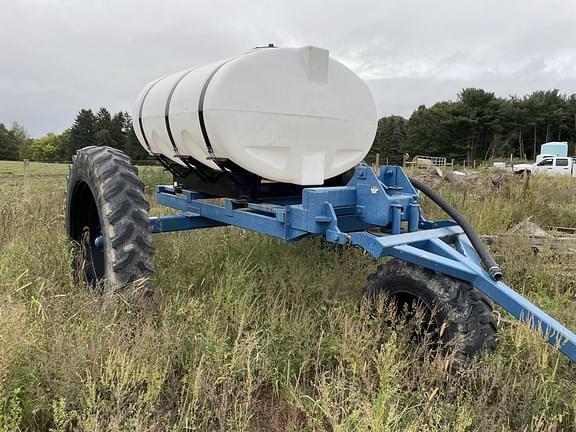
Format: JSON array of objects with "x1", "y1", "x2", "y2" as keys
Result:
[{"x1": 2, "y1": 0, "x2": 576, "y2": 137}]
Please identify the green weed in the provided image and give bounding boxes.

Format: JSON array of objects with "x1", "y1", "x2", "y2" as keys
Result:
[{"x1": 0, "y1": 162, "x2": 575, "y2": 430}]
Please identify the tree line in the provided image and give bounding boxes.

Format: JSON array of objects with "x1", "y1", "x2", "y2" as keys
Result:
[
  {"x1": 2, "y1": 87, "x2": 576, "y2": 163},
  {"x1": 0, "y1": 108, "x2": 150, "y2": 162},
  {"x1": 371, "y1": 88, "x2": 576, "y2": 162}
]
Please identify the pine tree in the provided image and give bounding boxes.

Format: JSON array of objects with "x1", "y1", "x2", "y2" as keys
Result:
[
  {"x1": 95, "y1": 107, "x2": 112, "y2": 131},
  {"x1": 124, "y1": 116, "x2": 152, "y2": 161},
  {"x1": 109, "y1": 112, "x2": 128, "y2": 152},
  {"x1": 68, "y1": 109, "x2": 96, "y2": 159},
  {"x1": 0, "y1": 123, "x2": 20, "y2": 160},
  {"x1": 94, "y1": 107, "x2": 116, "y2": 148},
  {"x1": 370, "y1": 115, "x2": 408, "y2": 161}
]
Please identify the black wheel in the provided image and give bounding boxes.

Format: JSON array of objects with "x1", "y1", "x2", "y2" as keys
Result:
[
  {"x1": 364, "y1": 259, "x2": 497, "y2": 365},
  {"x1": 65, "y1": 146, "x2": 155, "y2": 293}
]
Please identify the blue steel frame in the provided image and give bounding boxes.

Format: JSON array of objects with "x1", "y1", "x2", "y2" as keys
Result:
[{"x1": 150, "y1": 165, "x2": 576, "y2": 363}]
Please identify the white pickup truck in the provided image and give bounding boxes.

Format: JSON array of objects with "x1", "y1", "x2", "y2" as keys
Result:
[{"x1": 513, "y1": 156, "x2": 576, "y2": 177}]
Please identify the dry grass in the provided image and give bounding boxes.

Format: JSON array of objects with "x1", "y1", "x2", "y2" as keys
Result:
[{"x1": 1, "y1": 161, "x2": 575, "y2": 431}]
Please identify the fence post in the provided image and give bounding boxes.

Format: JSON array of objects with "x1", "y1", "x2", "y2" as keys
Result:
[{"x1": 24, "y1": 159, "x2": 30, "y2": 196}]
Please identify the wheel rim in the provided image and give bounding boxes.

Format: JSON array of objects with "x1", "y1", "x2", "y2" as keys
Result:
[{"x1": 69, "y1": 180, "x2": 105, "y2": 287}]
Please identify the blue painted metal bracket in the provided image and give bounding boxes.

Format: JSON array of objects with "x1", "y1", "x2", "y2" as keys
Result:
[
  {"x1": 150, "y1": 214, "x2": 225, "y2": 233},
  {"x1": 150, "y1": 164, "x2": 576, "y2": 363}
]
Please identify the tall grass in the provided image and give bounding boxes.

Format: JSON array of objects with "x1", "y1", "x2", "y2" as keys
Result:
[{"x1": 0, "y1": 164, "x2": 575, "y2": 431}]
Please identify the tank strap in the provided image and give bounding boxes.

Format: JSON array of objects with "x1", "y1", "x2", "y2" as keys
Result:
[
  {"x1": 137, "y1": 77, "x2": 163, "y2": 152},
  {"x1": 165, "y1": 67, "x2": 200, "y2": 155},
  {"x1": 197, "y1": 59, "x2": 237, "y2": 158},
  {"x1": 167, "y1": 50, "x2": 258, "y2": 160}
]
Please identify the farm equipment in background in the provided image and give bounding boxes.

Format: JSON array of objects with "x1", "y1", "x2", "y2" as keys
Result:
[
  {"x1": 513, "y1": 155, "x2": 576, "y2": 177},
  {"x1": 65, "y1": 45, "x2": 576, "y2": 365},
  {"x1": 513, "y1": 141, "x2": 574, "y2": 177}
]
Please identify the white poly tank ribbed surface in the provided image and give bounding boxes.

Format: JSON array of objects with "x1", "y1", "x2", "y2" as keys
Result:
[{"x1": 133, "y1": 46, "x2": 378, "y2": 185}]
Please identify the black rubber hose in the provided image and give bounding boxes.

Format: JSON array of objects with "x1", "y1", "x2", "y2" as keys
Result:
[{"x1": 408, "y1": 177, "x2": 503, "y2": 281}]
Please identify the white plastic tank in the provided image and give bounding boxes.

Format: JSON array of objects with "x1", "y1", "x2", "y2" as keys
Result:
[{"x1": 133, "y1": 45, "x2": 378, "y2": 185}]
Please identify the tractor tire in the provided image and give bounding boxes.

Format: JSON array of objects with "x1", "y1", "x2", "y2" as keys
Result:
[
  {"x1": 364, "y1": 259, "x2": 497, "y2": 365},
  {"x1": 65, "y1": 146, "x2": 154, "y2": 293}
]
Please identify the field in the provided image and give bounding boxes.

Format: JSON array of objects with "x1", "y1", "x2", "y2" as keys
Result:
[{"x1": 1, "y1": 159, "x2": 576, "y2": 431}]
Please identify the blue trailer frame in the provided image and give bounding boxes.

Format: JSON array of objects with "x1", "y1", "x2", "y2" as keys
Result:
[{"x1": 149, "y1": 164, "x2": 576, "y2": 362}]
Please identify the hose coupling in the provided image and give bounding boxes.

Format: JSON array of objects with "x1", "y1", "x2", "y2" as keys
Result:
[{"x1": 488, "y1": 266, "x2": 503, "y2": 281}]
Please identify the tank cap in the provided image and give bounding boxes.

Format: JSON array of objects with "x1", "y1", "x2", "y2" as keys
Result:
[{"x1": 254, "y1": 43, "x2": 276, "y2": 49}]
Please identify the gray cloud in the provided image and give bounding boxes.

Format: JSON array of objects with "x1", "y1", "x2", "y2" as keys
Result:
[{"x1": 1, "y1": 0, "x2": 576, "y2": 136}]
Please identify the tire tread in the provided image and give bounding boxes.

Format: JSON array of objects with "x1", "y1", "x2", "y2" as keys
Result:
[
  {"x1": 65, "y1": 146, "x2": 155, "y2": 292},
  {"x1": 363, "y1": 259, "x2": 497, "y2": 364}
]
